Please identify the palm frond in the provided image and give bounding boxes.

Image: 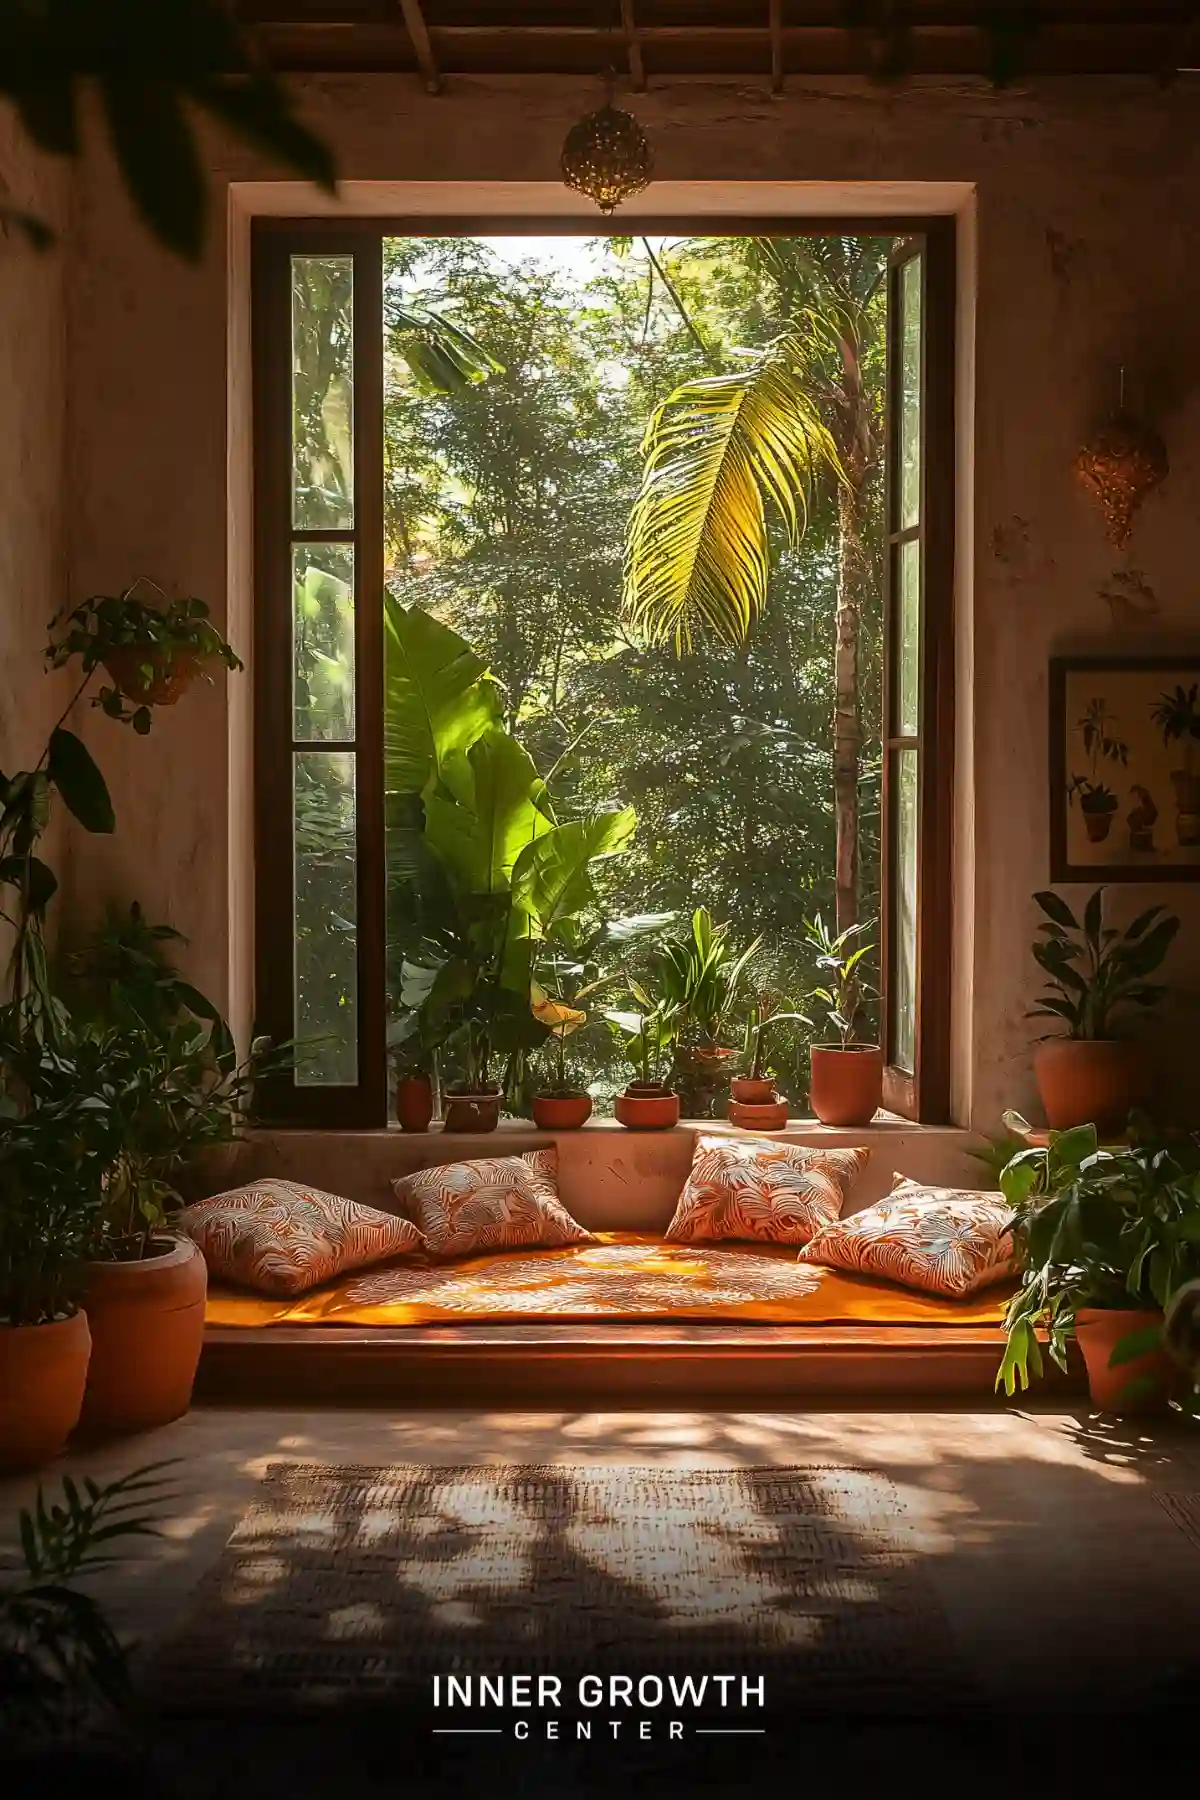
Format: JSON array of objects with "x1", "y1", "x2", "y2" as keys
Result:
[{"x1": 622, "y1": 325, "x2": 843, "y2": 651}]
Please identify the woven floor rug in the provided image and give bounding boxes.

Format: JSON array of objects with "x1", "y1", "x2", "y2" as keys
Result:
[{"x1": 148, "y1": 1461, "x2": 975, "y2": 1717}]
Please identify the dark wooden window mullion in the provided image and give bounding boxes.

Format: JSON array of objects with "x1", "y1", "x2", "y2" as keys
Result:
[
  {"x1": 352, "y1": 234, "x2": 387, "y2": 1127},
  {"x1": 253, "y1": 227, "x2": 387, "y2": 1126}
]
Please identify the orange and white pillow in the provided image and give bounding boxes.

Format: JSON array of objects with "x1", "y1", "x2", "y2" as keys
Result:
[
  {"x1": 392, "y1": 1147, "x2": 594, "y2": 1261},
  {"x1": 798, "y1": 1175, "x2": 1017, "y2": 1298},
  {"x1": 664, "y1": 1134, "x2": 868, "y2": 1246},
  {"x1": 178, "y1": 1180, "x2": 423, "y2": 1296}
]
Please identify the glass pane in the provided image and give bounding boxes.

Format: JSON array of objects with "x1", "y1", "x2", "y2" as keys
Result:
[
  {"x1": 897, "y1": 536, "x2": 920, "y2": 736},
  {"x1": 293, "y1": 543, "x2": 355, "y2": 742},
  {"x1": 899, "y1": 254, "x2": 922, "y2": 530},
  {"x1": 293, "y1": 750, "x2": 358, "y2": 1084},
  {"x1": 891, "y1": 748, "x2": 918, "y2": 1074},
  {"x1": 291, "y1": 255, "x2": 354, "y2": 530}
]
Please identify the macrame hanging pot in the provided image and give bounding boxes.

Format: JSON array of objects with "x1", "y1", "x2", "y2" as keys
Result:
[{"x1": 1075, "y1": 409, "x2": 1168, "y2": 549}]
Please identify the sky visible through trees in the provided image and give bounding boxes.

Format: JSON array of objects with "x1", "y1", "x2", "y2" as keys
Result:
[{"x1": 375, "y1": 232, "x2": 888, "y2": 1105}]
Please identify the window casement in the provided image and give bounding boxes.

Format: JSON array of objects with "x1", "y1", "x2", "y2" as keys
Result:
[
  {"x1": 250, "y1": 217, "x2": 956, "y2": 1127},
  {"x1": 880, "y1": 226, "x2": 955, "y2": 1123}
]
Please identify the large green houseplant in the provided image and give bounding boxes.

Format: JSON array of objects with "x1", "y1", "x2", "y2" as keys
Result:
[
  {"x1": 997, "y1": 1119, "x2": 1200, "y2": 1413},
  {"x1": 0, "y1": 1026, "x2": 114, "y2": 1470},
  {"x1": 61, "y1": 915, "x2": 287, "y2": 1436},
  {"x1": 1028, "y1": 888, "x2": 1179, "y2": 1135},
  {"x1": 383, "y1": 602, "x2": 636, "y2": 1130}
]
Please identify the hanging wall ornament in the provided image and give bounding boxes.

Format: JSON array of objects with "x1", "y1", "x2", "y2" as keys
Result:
[
  {"x1": 561, "y1": 71, "x2": 653, "y2": 215},
  {"x1": 1075, "y1": 374, "x2": 1168, "y2": 550}
]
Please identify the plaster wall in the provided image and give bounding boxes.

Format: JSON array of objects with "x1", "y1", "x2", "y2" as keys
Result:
[
  {"x1": 60, "y1": 74, "x2": 1200, "y2": 1132},
  {"x1": 0, "y1": 111, "x2": 71, "y2": 963}
]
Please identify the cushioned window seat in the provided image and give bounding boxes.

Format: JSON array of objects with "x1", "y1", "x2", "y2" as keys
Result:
[{"x1": 205, "y1": 1231, "x2": 1013, "y2": 1330}]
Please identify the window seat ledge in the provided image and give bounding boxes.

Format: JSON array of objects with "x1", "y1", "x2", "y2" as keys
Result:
[{"x1": 192, "y1": 1116, "x2": 985, "y2": 1230}]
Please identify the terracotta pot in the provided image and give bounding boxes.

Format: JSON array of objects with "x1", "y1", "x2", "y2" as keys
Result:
[
  {"x1": 0, "y1": 1310, "x2": 92, "y2": 1472},
  {"x1": 1176, "y1": 812, "x2": 1200, "y2": 848},
  {"x1": 728, "y1": 1097, "x2": 790, "y2": 1131},
  {"x1": 78, "y1": 1237, "x2": 207, "y2": 1438},
  {"x1": 1074, "y1": 1307, "x2": 1173, "y2": 1414},
  {"x1": 531, "y1": 1092, "x2": 593, "y2": 1130},
  {"x1": 103, "y1": 645, "x2": 203, "y2": 707},
  {"x1": 442, "y1": 1089, "x2": 502, "y2": 1133},
  {"x1": 614, "y1": 1084, "x2": 680, "y2": 1130},
  {"x1": 1033, "y1": 1038, "x2": 1146, "y2": 1136},
  {"x1": 808, "y1": 1044, "x2": 884, "y2": 1127},
  {"x1": 395, "y1": 1072, "x2": 434, "y2": 1133},
  {"x1": 731, "y1": 1076, "x2": 777, "y2": 1105}
]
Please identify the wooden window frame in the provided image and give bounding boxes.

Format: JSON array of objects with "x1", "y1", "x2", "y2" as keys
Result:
[
  {"x1": 250, "y1": 214, "x2": 956, "y2": 1127},
  {"x1": 880, "y1": 222, "x2": 956, "y2": 1124}
]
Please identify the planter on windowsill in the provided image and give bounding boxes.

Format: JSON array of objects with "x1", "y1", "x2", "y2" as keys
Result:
[
  {"x1": 442, "y1": 1086, "x2": 502, "y2": 1133},
  {"x1": 614, "y1": 1083, "x2": 680, "y2": 1130},
  {"x1": 531, "y1": 1091, "x2": 593, "y2": 1130},
  {"x1": 808, "y1": 1044, "x2": 883, "y2": 1127}
]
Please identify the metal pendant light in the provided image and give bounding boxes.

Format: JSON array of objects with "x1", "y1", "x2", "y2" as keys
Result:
[{"x1": 561, "y1": 67, "x2": 653, "y2": 215}]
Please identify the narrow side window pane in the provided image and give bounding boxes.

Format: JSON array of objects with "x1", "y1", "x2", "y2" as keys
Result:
[
  {"x1": 291, "y1": 255, "x2": 354, "y2": 530},
  {"x1": 294, "y1": 750, "x2": 358, "y2": 1084},
  {"x1": 293, "y1": 543, "x2": 355, "y2": 742},
  {"x1": 897, "y1": 536, "x2": 921, "y2": 737},
  {"x1": 890, "y1": 747, "x2": 919, "y2": 1074},
  {"x1": 899, "y1": 256, "x2": 922, "y2": 531}
]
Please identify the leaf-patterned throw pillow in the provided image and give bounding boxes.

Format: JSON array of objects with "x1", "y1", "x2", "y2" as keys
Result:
[
  {"x1": 664, "y1": 1134, "x2": 868, "y2": 1246},
  {"x1": 393, "y1": 1148, "x2": 594, "y2": 1261},
  {"x1": 797, "y1": 1175, "x2": 1017, "y2": 1298},
  {"x1": 177, "y1": 1180, "x2": 423, "y2": 1296}
]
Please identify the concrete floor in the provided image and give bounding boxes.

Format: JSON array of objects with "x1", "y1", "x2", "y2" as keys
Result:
[{"x1": 4, "y1": 1399, "x2": 1200, "y2": 1724}]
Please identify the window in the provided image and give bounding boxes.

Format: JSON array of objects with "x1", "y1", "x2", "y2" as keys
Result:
[{"x1": 252, "y1": 219, "x2": 954, "y2": 1126}]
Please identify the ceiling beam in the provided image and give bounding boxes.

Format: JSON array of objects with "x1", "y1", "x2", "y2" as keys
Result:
[
  {"x1": 398, "y1": 0, "x2": 442, "y2": 93},
  {"x1": 620, "y1": 0, "x2": 646, "y2": 92},
  {"x1": 769, "y1": 0, "x2": 784, "y2": 91},
  {"x1": 251, "y1": 19, "x2": 1193, "y2": 81}
]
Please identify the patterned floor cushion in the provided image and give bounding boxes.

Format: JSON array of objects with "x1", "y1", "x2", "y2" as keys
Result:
[
  {"x1": 797, "y1": 1175, "x2": 1017, "y2": 1297},
  {"x1": 393, "y1": 1147, "x2": 595, "y2": 1260},
  {"x1": 177, "y1": 1180, "x2": 423, "y2": 1296},
  {"x1": 664, "y1": 1133, "x2": 869, "y2": 1245}
]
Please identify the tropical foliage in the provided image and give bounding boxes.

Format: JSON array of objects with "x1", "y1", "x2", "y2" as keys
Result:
[
  {"x1": 0, "y1": 1462, "x2": 175, "y2": 1740},
  {"x1": 372, "y1": 233, "x2": 888, "y2": 1107},
  {"x1": 1028, "y1": 888, "x2": 1179, "y2": 1042},
  {"x1": 996, "y1": 1119, "x2": 1200, "y2": 1398},
  {"x1": 384, "y1": 601, "x2": 636, "y2": 1100}
]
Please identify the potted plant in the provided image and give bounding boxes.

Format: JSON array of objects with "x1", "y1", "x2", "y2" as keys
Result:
[
  {"x1": 729, "y1": 997, "x2": 808, "y2": 1128},
  {"x1": 1028, "y1": 887, "x2": 1178, "y2": 1135},
  {"x1": 1066, "y1": 696, "x2": 1128, "y2": 844},
  {"x1": 1152, "y1": 681, "x2": 1200, "y2": 846},
  {"x1": 0, "y1": 1032, "x2": 115, "y2": 1470},
  {"x1": 996, "y1": 1118, "x2": 1200, "y2": 1413},
  {"x1": 393, "y1": 1053, "x2": 436, "y2": 1133},
  {"x1": 71, "y1": 1011, "x2": 288, "y2": 1437},
  {"x1": 659, "y1": 908, "x2": 761, "y2": 1117},
  {"x1": 529, "y1": 984, "x2": 596, "y2": 1129},
  {"x1": 803, "y1": 914, "x2": 882, "y2": 1127},
  {"x1": 607, "y1": 994, "x2": 682, "y2": 1130},
  {"x1": 47, "y1": 581, "x2": 242, "y2": 722}
]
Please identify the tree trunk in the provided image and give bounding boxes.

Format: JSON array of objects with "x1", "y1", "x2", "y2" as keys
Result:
[
  {"x1": 833, "y1": 473, "x2": 868, "y2": 935},
  {"x1": 831, "y1": 323, "x2": 876, "y2": 938}
]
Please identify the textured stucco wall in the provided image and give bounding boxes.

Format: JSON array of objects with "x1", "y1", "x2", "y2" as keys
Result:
[
  {"x1": 0, "y1": 109, "x2": 71, "y2": 960},
  {"x1": 58, "y1": 74, "x2": 1200, "y2": 1131}
]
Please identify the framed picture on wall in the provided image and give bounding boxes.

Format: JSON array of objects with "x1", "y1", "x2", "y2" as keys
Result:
[{"x1": 1050, "y1": 656, "x2": 1200, "y2": 881}]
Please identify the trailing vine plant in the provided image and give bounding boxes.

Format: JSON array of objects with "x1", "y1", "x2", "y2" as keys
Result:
[{"x1": 0, "y1": 585, "x2": 239, "y2": 1036}]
